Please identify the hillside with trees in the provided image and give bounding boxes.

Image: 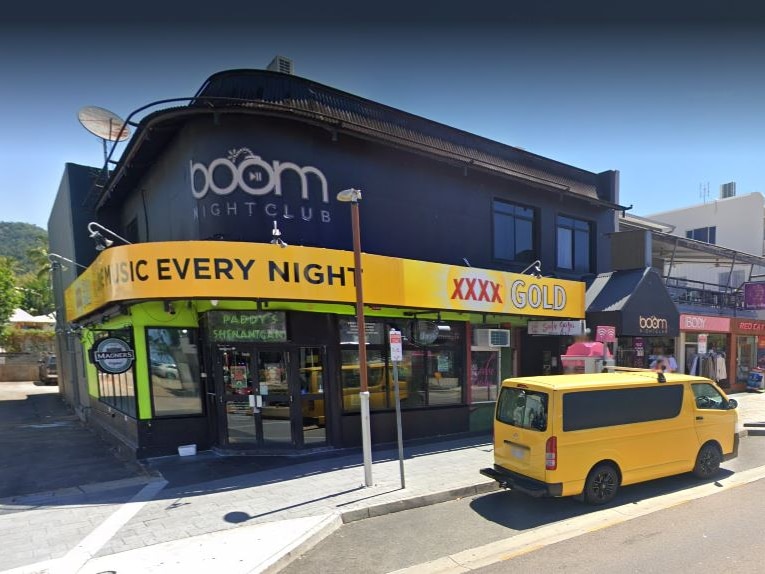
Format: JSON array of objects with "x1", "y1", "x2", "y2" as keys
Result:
[
  {"x1": 0, "y1": 222, "x2": 48, "y2": 276},
  {"x1": 0, "y1": 222, "x2": 53, "y2": 318}
]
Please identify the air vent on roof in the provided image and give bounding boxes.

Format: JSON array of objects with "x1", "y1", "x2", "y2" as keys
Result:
[{"x1": 267, "y1": 55, "x2": 294, "y2": 75}]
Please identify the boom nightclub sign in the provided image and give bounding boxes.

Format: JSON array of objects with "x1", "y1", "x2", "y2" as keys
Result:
[{"x1": 190, "y1": 148, "x2": 334, "y2": 224}]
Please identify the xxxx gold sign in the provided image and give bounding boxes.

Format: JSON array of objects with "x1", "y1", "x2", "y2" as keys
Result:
[{"x1": 64, "y1": 242, "x2": 584, "y2": 321}]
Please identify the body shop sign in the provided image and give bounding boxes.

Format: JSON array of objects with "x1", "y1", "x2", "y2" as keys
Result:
[{"x1": 206, "y1": 311, "x2": 287, "y2": 343}]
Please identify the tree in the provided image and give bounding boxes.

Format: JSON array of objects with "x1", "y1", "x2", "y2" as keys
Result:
[
  {"x1": 16, "y1": 242, "x2": 55, "y2": 316},
  {"x1": 0, "y1": 222, "x2": 47, "y2": 276},
  {"x1": 0, "y1": 257, "x2": 20, "y2": 325},
  {"x1": 17, "y1": 274, "x2": 54, "y2": 316}
]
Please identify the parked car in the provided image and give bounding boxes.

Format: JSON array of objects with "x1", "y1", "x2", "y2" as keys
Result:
[
  {"x1": 151, "y1": 360, "x2": 179, "y2": 379},
  {"x1": 39, "y1": 355, "x2": 57, "y2": 385}
]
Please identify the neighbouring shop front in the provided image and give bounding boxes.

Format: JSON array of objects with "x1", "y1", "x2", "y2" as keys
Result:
[
  {"x1": 731, "y1": 319, "x2": 765, "y2": 392},
  {"x1": 585, "y1": 268, "x2": 680, "y2": 369},
  {"x1": 677, "y1": 313, "x2": 733, "y2": 388},
  {"x1": 65, "y1": 241, "x2": 585, "y2": 457}
]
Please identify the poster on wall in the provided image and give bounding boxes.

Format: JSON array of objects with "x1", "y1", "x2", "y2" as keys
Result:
[
  {"x1": 744, "y1": 282, "x2": 765, "y2": 310},
  {"x1": 698, "y1": 334, "x2": 708, "y2": 354}
]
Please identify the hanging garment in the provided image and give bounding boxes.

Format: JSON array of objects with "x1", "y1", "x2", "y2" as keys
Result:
[
  {"x1": 715, "y1": 354, "x2": 727, "y2": 381},
  {"x1": 690, "y1": 355, "x2": 699, "y2": 376}
]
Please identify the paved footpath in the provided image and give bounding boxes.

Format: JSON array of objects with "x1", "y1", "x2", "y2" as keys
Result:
[{"x1": 1, "y1": 390, "x2": 763, "y2": 574}]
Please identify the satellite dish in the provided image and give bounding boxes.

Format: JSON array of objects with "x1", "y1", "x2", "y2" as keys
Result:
[
  {"x1": 77, "y1": 106, "x2": 131, "y2": 141},
  {"x1": 77, "y1": 106, "x2": 131, "y2": 170}
]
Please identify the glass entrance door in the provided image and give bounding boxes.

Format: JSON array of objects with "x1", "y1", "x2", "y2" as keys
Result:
[
  {"x1": 296, "y1": 347, "x2": 327, "y2": 446},
  {"x1": 215, "y1": 344, "x2": 327, "y2": 448},
  {"x1": 218, "y1": 344, "x2": 258, "y2": 445},
  {"x1": 254, "y1": 349, "x2": 293, "y2": 446}
]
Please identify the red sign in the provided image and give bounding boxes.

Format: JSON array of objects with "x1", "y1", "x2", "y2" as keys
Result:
[
  {"x1": 595, "y1": 325, "x2": 616, "y2": 343},
  {"x1": 736, "y1": 320, "x2": 765, "y2": 333},
  {"x1": 680, "y1": 314, "x2": 731, "y2": 333},
  {"x1": 389, "y1": 329, "x2": 403, "y2": 362},
  {"x1": 450, "y1": 277, "x2": 503, "y2": 303}
]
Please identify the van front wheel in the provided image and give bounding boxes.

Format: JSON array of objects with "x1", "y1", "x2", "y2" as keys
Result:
[
  {"x1": 693, "y1": 443, "x2": 721, "y2": 479},
  {"x1": 583, "y1": 463, "x2": 619, "y2": 505}
]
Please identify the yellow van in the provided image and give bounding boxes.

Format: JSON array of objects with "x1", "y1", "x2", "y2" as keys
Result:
[{"x1": 481, "y1": 371, "x2": 739, "y2": 505}]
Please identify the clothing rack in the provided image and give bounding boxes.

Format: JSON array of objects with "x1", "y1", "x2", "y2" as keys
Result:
[{"x1": 689, "y1": 350, "x2": 728, "y2": 387}]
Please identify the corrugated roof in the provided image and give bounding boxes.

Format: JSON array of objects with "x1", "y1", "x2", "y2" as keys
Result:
[
  {"x1": 93, "y1": 70, "x2": 615, "y2": 210},
  {"x1": 194, "y1": 71, "x2": 599, "y2": 198}
]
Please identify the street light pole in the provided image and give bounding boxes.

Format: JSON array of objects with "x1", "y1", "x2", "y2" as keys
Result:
[{"x1": 337, "y1": 188, "x2": 373, "y2": 487}]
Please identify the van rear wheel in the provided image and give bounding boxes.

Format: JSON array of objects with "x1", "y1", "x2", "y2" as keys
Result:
[
  {"x1": 583, "y1": 463, "x2": 619, "y2": 505},
  {"x1": 693, "y1": 443, "x2": 722, "y2": 479}
]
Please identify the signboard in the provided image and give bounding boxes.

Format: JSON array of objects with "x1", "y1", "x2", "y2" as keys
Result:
[
  {"x1": 340, "y1": 319, "x2": 384, "y2": 345},
  {"x1": 595, "y1": 326, "x2": 616, "y2": 343},
  {"x1": 698, "y1": 334, "x2": 708, "y2": 354},
  {"x1": 92, "y1": 337, "x2": 135, "y2": 374},
  {"x1": 64, "y1": 242, "x2": 586, "y2": 322},
  {"x1": 527, "y1": 320, "x2": 586, "y2": 336},
  {"x1": 389, "y1": 329, "x2": 403, "y2": 362},
  {"x1": 744, "y1": 282, "x2": 765, "y2": 310},
  {"x1": 735, "y1": 319, "x2": 765, "y2": 334},
  {"x1": 680, "y1": 314, "x2": 731, "y2": 333},
  {"x1": 205, "y1": 311, "x2": 287, "y2": 343}
]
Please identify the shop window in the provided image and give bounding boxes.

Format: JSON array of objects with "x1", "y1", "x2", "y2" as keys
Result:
[
  {"x1": 340, "y1": 318, "x2": 465, "y2": 412},
  {"x1": 493, "y1": 200, "x2": 536, "y2": 263},
  {"x1": 470, "y1": 350, "x2": 500, "y2": 402},
  {"x1": 556, "y1": 216, "x2": 591, "y2": 272},
  {"x1": 685, "y1": 226, "x2": 716, "y2": 245},
  {"x1": 341, "y1": 349, "x2": 388, "y2": 411},
  {"x1": 93, "y1": 332, "x2": 137, "y2": 418},
  {"x1": 147, "y1": 328, "x2": 203, "y2": 417}
]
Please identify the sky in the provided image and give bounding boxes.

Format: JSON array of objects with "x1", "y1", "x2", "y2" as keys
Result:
[{"x1": 2, "y1": 10, "x2": 765, "y2": 229}]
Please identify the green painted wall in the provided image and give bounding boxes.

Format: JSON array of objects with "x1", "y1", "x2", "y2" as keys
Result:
[
  {"x1": 80, "y1": 301, "x2": 200, "y2": 420},
  {"x1": 78, "y1": 298, "x2": 528, "y2": 421}
]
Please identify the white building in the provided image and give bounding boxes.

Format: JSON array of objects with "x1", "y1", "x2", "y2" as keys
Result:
[{"x1": 647, "y1": 191, "x2": 765, "y2": 287}]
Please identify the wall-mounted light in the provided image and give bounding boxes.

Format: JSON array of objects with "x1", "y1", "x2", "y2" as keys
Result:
[
  {"x1": 210, "y1": 299, "x2": 219, "y2": 307},
  {"x1": 270, "y1": 220, "x2": 288, "y2": 248},
  {"x1": 520, "y1": 259, "x2": 543, "y2": 279},
  {"x1": 87, "y1": 221, "x2": 132, "y2": 252},
  {"x1": 164, "y1": 301, "x2": 176, "y2": 315},
  {"x1": 48, "y1": 253, "x2": 87, "y2": 271}
]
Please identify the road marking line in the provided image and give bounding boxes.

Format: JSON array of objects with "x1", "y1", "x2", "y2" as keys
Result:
[
  {"x1": 389, "y1": 464, "x2": 765, "y2": 574},
  {"x1": 44, "y1": 478, "x2": 168, "y2": 574}
]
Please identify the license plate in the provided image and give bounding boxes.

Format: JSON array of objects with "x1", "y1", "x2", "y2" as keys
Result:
[{"x1": 511, "y1": 446, "x2": 526, "y2": 459}]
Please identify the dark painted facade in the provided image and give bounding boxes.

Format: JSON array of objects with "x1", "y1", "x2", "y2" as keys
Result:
[{"x1": 50, "y1": 70, "x2": 624, "y2": 458}]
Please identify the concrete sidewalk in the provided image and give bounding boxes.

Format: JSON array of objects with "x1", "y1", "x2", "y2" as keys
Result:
[{"x1": 4, "y1": 390, "x2": 765, "y2": 574}]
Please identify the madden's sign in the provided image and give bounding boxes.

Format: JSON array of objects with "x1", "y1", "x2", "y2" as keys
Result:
[{"x1": 190, "y1": 148, "x2": 332, "y2": 224}]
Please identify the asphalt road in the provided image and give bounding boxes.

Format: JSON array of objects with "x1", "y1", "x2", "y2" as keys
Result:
[
  {"x1": 0, "y1": 382, "x2": 143, "y2": 499},
  {"x1": 283, "y1": 435, "x2": 765, "y2": 574},
  {"x1": 476, "y1": 476, "x2": 765, "y2": 573}
]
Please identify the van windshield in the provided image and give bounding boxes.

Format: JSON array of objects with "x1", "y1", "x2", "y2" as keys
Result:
[{"x1": 496, "y1": 387, "x2": 548, "y2": 432}]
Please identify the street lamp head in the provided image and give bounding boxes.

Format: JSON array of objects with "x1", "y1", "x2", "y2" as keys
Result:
[{"x1": 336, "y1": 188, "x2": 362, "y2": 203}]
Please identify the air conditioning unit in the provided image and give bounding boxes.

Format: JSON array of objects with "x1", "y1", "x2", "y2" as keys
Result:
[{"x1": 473, "y1": 329, "x2": 511, "y2": 348}]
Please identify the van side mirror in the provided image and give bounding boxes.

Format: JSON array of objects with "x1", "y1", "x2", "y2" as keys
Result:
[{"x1": 727, "y1": 398, "x2": 738, "y2": 410}]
